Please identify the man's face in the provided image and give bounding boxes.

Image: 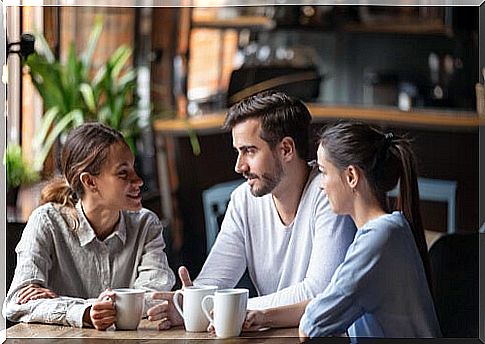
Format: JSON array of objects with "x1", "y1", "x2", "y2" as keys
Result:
[{"x1": 232, "y1": 118, "x2": 284, "y2": 197}]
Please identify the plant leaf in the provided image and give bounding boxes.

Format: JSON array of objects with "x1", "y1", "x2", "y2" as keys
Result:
[
  {"x1": 184, "y1": 120, "x2": 201, "y2": 156},
  {"x1": 80, "y1": 83, "x2": 96, "y2": 113},
  {"x1": 122, "y1": 108, "x2": 141, "y2": 129},
  {"x1": 25, "y1": 54, "x2": 67, "y2": 112},
  {"x1": 92, "y1": 63, "x2": 108, "y2": 86},
  {"x1": 34, "y1": 109, "x2": 84, "y2": 171},
  {"x1": 109, "y1": 45, "x2": 132, "y2": 79},
  {"x1": 80, "y1": 15, "x2": 103, "y2": 76},
  {"x1": 118, "y1": 69, "x2": 137, "y2": 90},
  {"x1": 4, "y1": 143, "x2": 40, "y2": 188},
  {"x1": 34, "y1": 32, "x2": 55, "y2": 63},
  {"x1": 62, "y1": 43, "x2": 84, "y2": 111},
  {"x1": 97, "y1": 106, "x2": 111, "y2": 124},
  {"x1": 32, "y1": 106, "x2": 60, "y2": 150}
]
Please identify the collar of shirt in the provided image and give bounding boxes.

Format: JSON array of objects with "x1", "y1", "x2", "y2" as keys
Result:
[{"x1": 75, "y1": 201, "x2": 127, "y2": 246}]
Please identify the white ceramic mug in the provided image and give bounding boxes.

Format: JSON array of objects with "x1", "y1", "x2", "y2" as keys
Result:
[
  {"x1": 113, "y1": 288, "x2": 145, "y2": 330},
  {"x1": 173, "y1": 285, "x2": 218, "y2": 332},
  {"x1": 201, "y1": 288, "x2": 249, "y2": 338}
]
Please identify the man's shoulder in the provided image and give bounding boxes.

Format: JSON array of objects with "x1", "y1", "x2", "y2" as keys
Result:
[
  {"x1": 231, "y1": 181, "x2": 253, "y2": 202},
  {"x1": 230, "y1": 181, "x2": 273, "y2": 212},
  {"x1": 307, "y1": 167, "x2": 323, "y2": 188},
  {"x1": 301, "y1": 168, "x2": 327, "y2": 204}
]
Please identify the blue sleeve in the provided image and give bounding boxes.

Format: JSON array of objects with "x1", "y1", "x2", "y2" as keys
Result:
[
  {"x1": 299, "y1": 229, "x2": 387, "y2": 337},
  {"x1": 300, "y1": 287, "x2": 362, "y2": 337}
]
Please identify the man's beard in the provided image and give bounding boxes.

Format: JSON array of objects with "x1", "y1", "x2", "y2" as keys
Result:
[{"x1": 244, "y1": 159, "x2": 284, "y2": 197}]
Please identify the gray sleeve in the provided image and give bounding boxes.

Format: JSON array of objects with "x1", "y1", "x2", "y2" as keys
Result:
[
  {"x1": 248, "y1": 196, "x2": 356, "y2": 309},
  {"x1": 3, "y1": 296, "x2": 91, "y2": 328},
  {"x1": 194, "y1": 194, "x2": 246, "y2": 288},
  {"x1": 2, "y1": 209, "x2": 89, "y2": 327},
  {"x1": 133, "y1": 217, "x2": 175, "y2": 293}
]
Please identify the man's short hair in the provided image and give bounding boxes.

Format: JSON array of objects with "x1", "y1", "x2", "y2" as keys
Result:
[{"x1": 223, "y1": 90, "x2": 312, "y2": 160}]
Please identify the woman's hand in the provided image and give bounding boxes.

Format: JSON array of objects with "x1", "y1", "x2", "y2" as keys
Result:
[
  {"x1": 16, "y1": 284, "x2": 58, "y2": 304},
  {"x1": 299, "y1": 328, "x2": 309, "y2": 342},
  {"x1": 242, "y1": 310, "x2": 268, "y2": 332},
  {"x1": 87, "y1": 289, "x2": 117, "y2": 331},
  {"x1": 207, "y1": 322, "x2": 215, "y2": 335}
]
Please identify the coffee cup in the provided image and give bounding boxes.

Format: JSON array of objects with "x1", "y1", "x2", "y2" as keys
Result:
[
  {"x1": 173, "y1": 285, "x2": 218, "y2": 332},
  {"x1": 201, "y1": 288, "x2": 248, "y2": 338},
  {"x1": 113, "y1": 288, "x2": 145, "y2": 330}
]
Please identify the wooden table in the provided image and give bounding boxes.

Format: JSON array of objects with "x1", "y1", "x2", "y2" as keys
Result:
[{"x1": 6, "y1": 320, "x2": 300, "y2": 343}]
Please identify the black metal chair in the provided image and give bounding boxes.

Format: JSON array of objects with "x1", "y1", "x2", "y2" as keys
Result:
[{"x1": 428, "y1": 232, "x2": 479, "y2": 337}]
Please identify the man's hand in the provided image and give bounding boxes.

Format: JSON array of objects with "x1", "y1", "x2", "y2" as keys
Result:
[
  {"x1": 147, "y1": 266, "x2": 193, "y2": 330},
  {"x1": 178, "y1": 266, "x2": 193, "y2": 288},
  {"x1": 146, "y1": 292, "x2": 181, "y2": 329},
  {"x1": 86, "y1": 289, "x2": 117, "y2": 331},
  {"x1": 16, "y1": 284, "x2": 58, "y2": 304},
  {"x1": 242, "y1": 310, "x2": 268, "y2": 332}
]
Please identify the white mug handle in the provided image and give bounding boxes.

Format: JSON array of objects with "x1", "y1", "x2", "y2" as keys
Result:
[
  {"x1": 201, "y1": 295, "x2": 214, "y2": 324},
  {"x1": 172, "y1": 290, "x2": 184, "y2": 318}
]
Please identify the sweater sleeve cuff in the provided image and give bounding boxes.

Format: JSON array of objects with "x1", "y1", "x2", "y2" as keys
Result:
[
  {"x1": 247, "y1": 297, "x2": 261, "y2": 310},
  {"x1": 66, "y1": 303, "x2": 91, "y2": 328}
]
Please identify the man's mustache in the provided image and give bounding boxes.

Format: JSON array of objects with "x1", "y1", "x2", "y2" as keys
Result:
[{"x1": 243, "y1": 173, "x2": 258, "y2": 179}]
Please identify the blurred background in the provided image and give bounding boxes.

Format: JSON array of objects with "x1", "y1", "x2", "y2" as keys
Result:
[{"x1": 3, "y1": 4, "x2": 484, "y2": 298}]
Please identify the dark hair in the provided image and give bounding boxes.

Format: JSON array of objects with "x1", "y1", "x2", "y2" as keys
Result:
[
  {"x1": 40, "y1": 122, "x2": 126, "y2": 228},
  {"x1": 318, "y1": 120, "x2": 432, "y2": 291},
  {"x1": 223, "y1": 90, "x2": 312, "y2": 160}
]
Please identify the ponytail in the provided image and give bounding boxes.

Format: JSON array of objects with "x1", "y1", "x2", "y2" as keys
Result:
[
  {"x1": 40, "y1": 176, "x2": 79, "y2": 230},
  {"x1": 40, "y1": 176, "x2": 77, "y2": 207},
  {"x1": 394, "y1": 141, "x2": 433, "y2": 294}
]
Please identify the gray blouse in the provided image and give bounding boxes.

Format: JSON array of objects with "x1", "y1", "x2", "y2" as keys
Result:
[{"x1": 2, "y1": 201, "x2": 175, "y2": 327}]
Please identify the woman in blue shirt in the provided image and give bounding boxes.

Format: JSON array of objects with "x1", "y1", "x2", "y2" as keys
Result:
[{"x1": 242, "y1": 121, "x2": 441, "y2": 338}]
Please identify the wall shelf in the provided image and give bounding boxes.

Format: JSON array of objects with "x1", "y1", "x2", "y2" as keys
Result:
[
  {"x1": 341, "y1": 22, "x2": 451, "y2": 35},
  {"x1": 153, "y1": 105, "x2": 483, "y2": 135},
  {"x1": 192, "y1": 16, "x2": 275, "y2": 31}
]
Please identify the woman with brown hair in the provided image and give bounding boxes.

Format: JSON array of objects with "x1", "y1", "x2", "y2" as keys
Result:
[
  {"x1": 242, "y1": 121, "x2": 441, "y2": 338},
  {"x1": 3, "y1": 122, "x2": 175, "y2": 330}
]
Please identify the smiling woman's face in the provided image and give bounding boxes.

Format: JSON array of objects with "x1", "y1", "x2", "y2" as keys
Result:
[
  {"x1": 317, "y1": 144, "x2": 353, "y2": 215},
  {"x1": 89, "y1": 141, "x2": 144, "y2": 212}
]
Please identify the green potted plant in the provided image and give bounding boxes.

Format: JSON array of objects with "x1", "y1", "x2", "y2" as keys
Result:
[
  {"x1": 24, "y1": 16, "x2": 144, "y2": 172},
  {"x1": 4, "y1": 143, "x2": 40, "y2": 207}
]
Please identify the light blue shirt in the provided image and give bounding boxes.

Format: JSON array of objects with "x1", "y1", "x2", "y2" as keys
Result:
[{"x1": 300, "y1": 211, "x2": 441, "y2": 338}]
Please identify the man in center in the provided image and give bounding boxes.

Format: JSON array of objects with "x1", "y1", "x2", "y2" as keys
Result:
[{"x1": 148, "y1": 90, "x2": 356, "y2": 328}]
